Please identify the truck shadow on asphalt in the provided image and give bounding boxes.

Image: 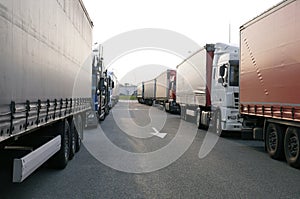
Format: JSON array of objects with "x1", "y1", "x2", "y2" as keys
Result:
[{"x1": 221, "y1": 131, "x2": 266, "y2": 153}]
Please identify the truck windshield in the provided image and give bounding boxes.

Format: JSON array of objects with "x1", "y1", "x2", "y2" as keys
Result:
[{"x1": 229, "y1": 60, "x2": 239, "y2": 86}]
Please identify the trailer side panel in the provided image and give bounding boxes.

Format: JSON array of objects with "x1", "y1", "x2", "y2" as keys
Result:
[
  {"x1": 176, "y1": 47, "x2": 208, "y2": 106},
  {"x1": 240, "y1": 0, "x2": 300, "y2": 122},
  {"x1": 144, "y1": 80, "x2": 156, "y2": 99},
  {"x1": 0, "y1": 0, "x2": 92, "y2": 142}
]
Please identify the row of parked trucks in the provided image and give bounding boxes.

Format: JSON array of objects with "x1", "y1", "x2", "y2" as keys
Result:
[
  {"x1": 0, "y1": 0, "x2": 298, "y2": 184},
  {"x1": 87, "y1": 44, "x2": 118, "y2": 126},
  {"x1": 137, "y1": 0, "x2": 300, "y2": 169},
  {"x1": 0, "y1": 0, "x2": 118, "y2": 183},
  {"x1": 137, "y1": 69, "x2": 180, "y2": 113},
  {"x1": 137, "y1": 43, "x2": 240, "y2": 132}
]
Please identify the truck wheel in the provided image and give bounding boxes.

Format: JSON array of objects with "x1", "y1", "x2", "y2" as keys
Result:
[
  {"x1": 284, "y1": 127, "x2": 300, "y2": 168},
  {"x1": 75, "y1": 114, "x2": 83, "y2": 152},
  {"x1": 148, "y1": 100, "x2": 153, "y2": 106},
  {"x1": 69, "y1": 118, "x2": 76, "y2": 159},
  {"x1": 214, "y1": 110, "x2": 222, "y2": 136},
  {"x1": 105, "y1": 105, "x2": 110, "y2": 116},
  {"x1": 50, "y1": 120, "x2": 70, "y2": 169},
  {"x1": 266, "y1": 123, "x2": 284, "y2": 160}
]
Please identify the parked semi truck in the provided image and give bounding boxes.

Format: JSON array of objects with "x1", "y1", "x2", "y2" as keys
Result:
[
  {"x1": 86, "y1": 44, "x2": 103, "y2": 127},
  {"x1": 137, "y1": 79, "x2": 156, "y2": 105},
  {"x1": 88, "y1": 44, "x2": 114, "y2": 122},
  {"x1": 99, "y1": 69, "x2": 114, "y2": 120},
  {"x1": 155, "y1": 70, "x2": 180, "y2": 113},
  {"x1": 176, "y1": 43, "x2": 241, "y2": 133},
  {"x1": 240, "y1": 0, "x2": 300, "y2": 168},
  {"x1": 0, "y1": 0, "x2": 93, "y2": 182},
  {"x1": 137, "y1": 70, "x2": 179, "y2": 112}
]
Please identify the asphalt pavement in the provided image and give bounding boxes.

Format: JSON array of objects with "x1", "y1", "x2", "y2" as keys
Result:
[{"x1": 0, "y1": 101, "x2": 299, "y2": 199}]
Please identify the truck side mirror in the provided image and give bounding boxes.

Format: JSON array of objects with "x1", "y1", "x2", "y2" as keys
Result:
[
  {"x1": 108, "y1": 77, "x2": 112, "y2": 87},
  {"x1": 98, "y1": 77, "x2": 105, "y2": 91},
  {"x1": 219, "y1": 64, "x2": 226, "y2": 77},
  {"x1": 112, "y1": 81, "x2": 115, "y2": 89}
]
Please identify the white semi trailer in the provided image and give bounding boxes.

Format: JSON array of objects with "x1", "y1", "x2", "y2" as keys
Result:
[{"x1": 0, "y1": 0, "x2": 93, "y2": 182}]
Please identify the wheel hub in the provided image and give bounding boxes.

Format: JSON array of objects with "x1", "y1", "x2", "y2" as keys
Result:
[
  {"x1": 269, "y1": 130, "x2": 277, "y2": 151},
  {"x1": 287, "y1": 135, "x2": 298, "y2": 157}
]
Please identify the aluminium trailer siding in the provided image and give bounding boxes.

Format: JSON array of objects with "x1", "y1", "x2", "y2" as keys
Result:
[
  {"x1": 155, "y1": 70, "x2": 168, "y2": 101},
  {"x1": 176, "y1": 46, "x2": 210, "y2": 107},
  {"x1": 240, "y1": 0, "x2": 300, "y2": 121},
  {"x1": 144, "y1": 79, "x2": 156, "y2": 99}
]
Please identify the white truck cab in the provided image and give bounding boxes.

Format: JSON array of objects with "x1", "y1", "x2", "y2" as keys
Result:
[{"x1": 211, "y1": 43, "x2": 242, "y2": 133}]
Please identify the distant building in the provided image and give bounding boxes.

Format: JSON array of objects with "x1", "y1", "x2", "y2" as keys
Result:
[{"x1": 119, "y1": 84, "x2": 137, "y2": 96}]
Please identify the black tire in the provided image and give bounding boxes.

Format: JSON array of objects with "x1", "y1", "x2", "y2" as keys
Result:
[
  {"x1": 105, "y1": 105, "x2": 110, "y2": 116},
  {"x1": 265, "y1": 123, "x2": 284, "y2": 160},
  {"x1": 50, "y1": 120, "x2": 70, "y2": 169},
  {"x1": 214, "y1": 110, "x2": 222, "y2": 136},
  {"x1": 75, "y1": 114, "x2": 83, "y2": 152},
  {"x1": 69, "y1": 118, "x2": 76, "y2": 160},
  {"x1": 284, "y1": 127, "x2": 300, "y2": 168}
]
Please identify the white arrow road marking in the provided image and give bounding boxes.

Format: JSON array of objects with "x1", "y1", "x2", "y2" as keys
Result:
[{"x1": 151, "y1": 127, "x2": 167, "y2": 139}]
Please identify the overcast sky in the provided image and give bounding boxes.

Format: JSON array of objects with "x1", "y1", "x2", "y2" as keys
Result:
[{"x1": 82, "y1": 0, "x2": 282, "y2": 85}]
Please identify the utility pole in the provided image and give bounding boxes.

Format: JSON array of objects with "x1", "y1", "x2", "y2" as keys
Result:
[{"x1": 229, "y1": 22, "x2": 231, "y2": 43}]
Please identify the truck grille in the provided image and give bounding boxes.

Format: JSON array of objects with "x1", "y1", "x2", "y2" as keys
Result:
[{"x1": 234, "y1": 92, "x2": 239, "y2": 108}]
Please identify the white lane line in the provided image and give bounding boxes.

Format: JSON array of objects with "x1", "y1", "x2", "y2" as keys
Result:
[
  {"x1": 112, "y1": 109, "x2": 149, "y2": 111},
  {"x1": 151, "y1": 127, "x2": 167, "y2": 139}
]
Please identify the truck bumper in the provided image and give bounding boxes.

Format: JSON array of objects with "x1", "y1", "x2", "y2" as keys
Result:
[
  {"x1": 223, "y1": 121, "x2": 242, "y2": 131},
  {"x1": 221, "y1": 107, "x2": 242, "y2": 131}
]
